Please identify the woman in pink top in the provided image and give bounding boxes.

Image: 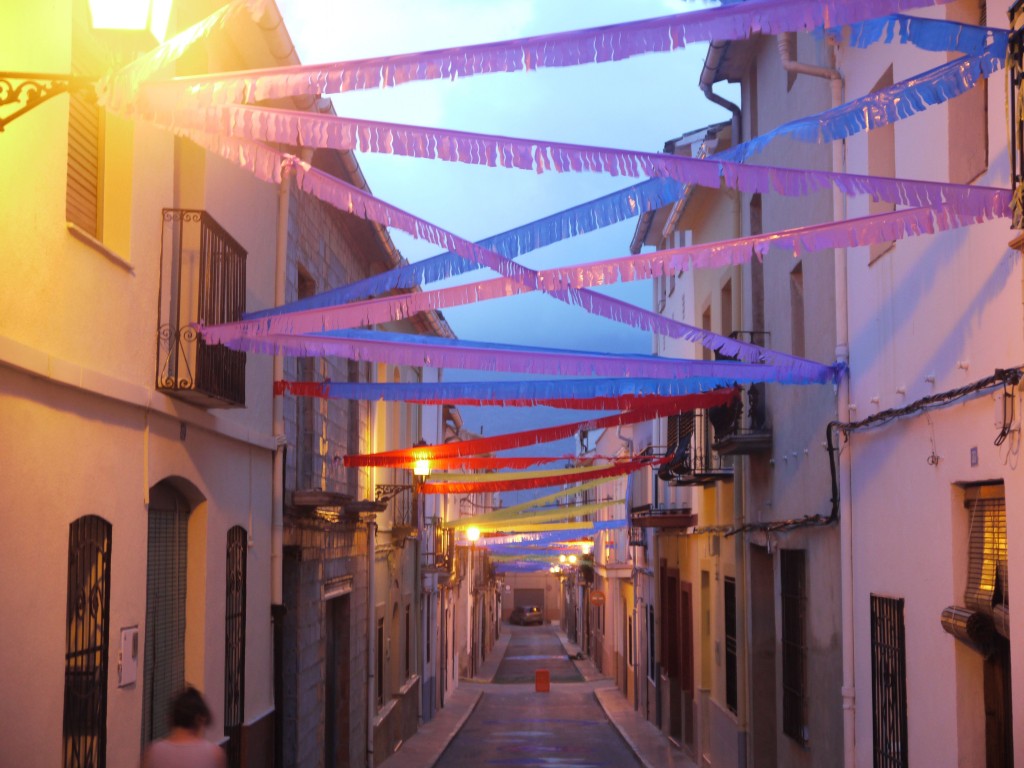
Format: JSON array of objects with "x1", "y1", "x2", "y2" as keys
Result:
[{"x1": 141, "y1": 686, "x2": 227, "y2": 768}]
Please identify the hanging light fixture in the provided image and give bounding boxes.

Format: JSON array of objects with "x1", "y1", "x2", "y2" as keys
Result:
[{"x1": 88, "y1": 0, "x2": 173, "y2": 45}]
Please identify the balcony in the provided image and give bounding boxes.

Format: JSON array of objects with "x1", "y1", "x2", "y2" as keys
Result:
[
  {"x1": 422, "y1": 518, "x2": 454, "y2": 579},
  {"x1": 630, "y1": 503, "x2": 697, "y2": 530},
  {"x1": 712, "y1": 382, "x2": 772, "y2": 455},
  {"x1": 1011, "y1": 3, "x2": 1024, "y2": 227},
  {"x1": 658, "y1": 410, "x2": 733, "y2": 486},
  {"x1": 157, "y1": 209, "x2": 246, "y2": 408},
  {"x1": 711, "y1": 331, "x2": 772, "y2": 455}
]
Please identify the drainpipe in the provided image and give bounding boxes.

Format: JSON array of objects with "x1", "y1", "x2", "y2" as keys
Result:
[
  {"x1": 779, "y1": 32, "x2": 853, "y2": 768},
  {"x1": 700, "y1": 41, "x2": 742, "y2": 144},
  {"x1": 367, "y1": 514, "x2": 377, "y2": 768},
  {"x1": 270, "y1": 162, "x2": 290, "y2": 768}
]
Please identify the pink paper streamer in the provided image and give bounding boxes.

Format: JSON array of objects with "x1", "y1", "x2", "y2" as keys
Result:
[
  {"x1": 205, "y1": 330, "x2": 820, "y2": 383},
  {"x1": 158, "y1": 105, "x2": 1011, "y2": 222},
  {"x1": 179, "y1": 128, "x2": 818, "y2": 374},
  {"x1": 130, "y1": 0, "x2": 953, "y2": 110},
  {"x1": 209, "y1": 204, "x2": 993, "y2": 339}
]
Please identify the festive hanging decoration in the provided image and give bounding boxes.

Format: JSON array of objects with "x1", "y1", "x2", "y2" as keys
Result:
[
  {"x1": 126, "y1": 0, "x2": 955, "y2": 111},
  {"x1": 348, "y1": 391, "x2": 737, "y2": 465},
  {"x1": 209, "y1": 328, "x2": 834, "y2": 384},
  {"x1": 717, "y1": 46, "x2": 1005, "y2": 163},
  {"x1": 480, "y1": 520, "x2": 627, "y2": 548},
  {"x1": 276, "y1": 377, "x2": 731, "y2": 405},
  {"x1": 843, "y1": 13, "x2": 1008, "y2": 55},
  {"x1": 246, "y1": 177, "x2": 683, "y2": 317},
  {"x1": 448, "y1": 499, "x2": 622, "y2": 529},
  {"x1": 161, "y1": 107, "x2": 1011, "y2": 224},
  {"x1": 249, "y1": 202, "x2": 996, "y2": 350},
  {"x1": 446, "y1": 478, "x2": 616, "y2": 526}
]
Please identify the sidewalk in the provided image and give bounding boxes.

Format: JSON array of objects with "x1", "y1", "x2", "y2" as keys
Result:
[
  {"x1": 555, "y1": 629, "x2": 698, "y2": 768},
  {"x1": 378, "y1": 624, "x2": 695, "y2": 768}
]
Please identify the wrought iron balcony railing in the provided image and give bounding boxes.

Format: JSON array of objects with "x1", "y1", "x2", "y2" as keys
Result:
[
  {"x1": 157, "y1": 209, "x2": 246, "y2": 408},
  {"x1": 658, "y1": 410, "x2": 733, "y2": 486},
  {"x1": 1010, "y1": 2, "x2": 1024, "y2": 228}
]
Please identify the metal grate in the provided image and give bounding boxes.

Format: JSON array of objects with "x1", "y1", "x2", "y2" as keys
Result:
[
  {"x1": 781, "y1": 550, "x2": 808, "y2": 743},
  {"x1": 1011, "y1": 4, "x2": 1024, "y2": 227},
  {"x1": 63, "y1": 515, "x2": 112, "y2": 768},
  {"x1": 870, "y1": 595, "x2": 908, "y2": 768},
  {"x1": 224, "y1": 526, "x2": 247, "y2": 768},
  {"x1": 157, "y1": 210, "x2": 247, "y2": 407},
  {"x1": 724, "y1": 577, "x2": 737, "y2": 713}
]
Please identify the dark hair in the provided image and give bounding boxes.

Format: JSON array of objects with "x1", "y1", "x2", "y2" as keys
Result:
[{"x1": 170, "y1": 686, "x2": 212, "y2": 731}]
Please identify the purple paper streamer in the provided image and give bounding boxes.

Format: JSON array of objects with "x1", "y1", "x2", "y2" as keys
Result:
[
  {"x1": 179, "y1": 129, "x2": 816, "y2": 374},
  {"x1": 162, "y1": 105, "x2": 1011, "y2": 223},
  {"x1": 131, "y1": 0, "x2": 955, "y2": 110},
  {"x1": 227, "y1": 203, "x2": 997, "y2": 344},
  {"x1": 202, "y1": 327, "x2": 834, "y2": 384}
]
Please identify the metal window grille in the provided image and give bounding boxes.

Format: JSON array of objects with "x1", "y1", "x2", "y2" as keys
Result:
[
  {"x1": 143, "y1": 484, "x2": 189, "y2": 746},
  {"x1": 224, "y1": 526, "x2": 247, "y2": 768},
  {"x1": 376, "y1": 618, "x2": 385, "y2": 707},
  {"x1": 781, "y1": 549, "x2": 808, "y2": 743},
  {"x1": 1010, "y1": 2, "x2": 1024, "y2": 227},
  {"x1": 724, "y1": 577, "x2": 738, "y2": 713},
  {"x1": 157, "y1": 210, "x2": 247, "y2": 407},
  {"x1": 63, "y1": 515, "x2": 112, "y2": 768},
  {"x1": 870, "y1": 595, "x2": 908, "y2": 768}
]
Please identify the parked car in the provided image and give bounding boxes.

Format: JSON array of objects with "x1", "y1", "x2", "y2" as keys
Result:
[{"x1": 509, "y1": 605, "x2": 544, "y2": 626}]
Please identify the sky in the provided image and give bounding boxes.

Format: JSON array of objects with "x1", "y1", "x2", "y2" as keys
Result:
[{"x1": 275, "y1": 0, "x2": 739, "y2": 502}]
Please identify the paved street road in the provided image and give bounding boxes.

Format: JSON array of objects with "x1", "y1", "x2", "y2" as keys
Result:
[{"x1": 435, "y1": 625, "x2": 643, "y2": 767}]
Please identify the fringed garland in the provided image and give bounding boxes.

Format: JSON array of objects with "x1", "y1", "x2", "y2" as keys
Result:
[
  {"x1": 123, "y1": 0, "x2": 955, "y2": 111},
  {"x1": 346, "y1": 390, "x2": 738, "y2": 465},
  {"x1": 211, "y1": 329, "x2": 833, "y2": 384}
]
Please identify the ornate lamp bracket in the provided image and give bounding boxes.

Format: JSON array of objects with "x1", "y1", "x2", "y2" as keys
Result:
[{"x1": 0, "y1": 72, "x2": 95, "y2": 132}]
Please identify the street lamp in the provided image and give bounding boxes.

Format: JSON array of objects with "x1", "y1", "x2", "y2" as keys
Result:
[
  {"x1": 1, "y1": 0, "x2": 170, "y2": 132},
  {"x1": 88, "y1": 0, "x2": 172, "y2": 45}
]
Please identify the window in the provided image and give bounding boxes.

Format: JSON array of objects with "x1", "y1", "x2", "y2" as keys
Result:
[
  {"x1": 143, "y1": 483, "x2": 190, "y2": 745},
  {"x1": 157, "y1": 210, "x2": 247, "y2": 407},
  {"x1": 404, "y1": 604, "x2": 412, "y2": 681},
  {"x1": 781, "y1": 550, "x2": 808, "y2": 744},
  {"x1": 63, "y1": 515, "x2": 112, "y2": 768},
  {"x1": 947, "y1": 0, "x2": 988, "y2": 184},
  {"x1": 296, "y1": 268, "x2": 317, "y2": 490},
  {"x1": 67, "y1": 0, "x2": 104, "y2": 239},
  {"x1": 869, "y1": 66, "x2": 896, "y2": 263},
  {"x1": 790, "y1": 264, "x2": 805, "y2": 359},
  {"x1": 724, "y1": 576, "x2": 737, "y2": 713},
  {"x1": 376, "y1": 617, "x2": 385, "y2": 707},
  {"x1": 647, "y1": 605, "x2": 656, "y2": 682},
  {"x1": 224, "y1": 527, "x2": 247, "y2": 768},
  {"x1": 870, "y1": 595, "x2": 908, "y2": 768}
]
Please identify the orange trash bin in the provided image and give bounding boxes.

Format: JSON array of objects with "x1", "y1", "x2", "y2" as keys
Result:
[{"x1": 535, "y1": 669, "x2": 550, "y2": 692}]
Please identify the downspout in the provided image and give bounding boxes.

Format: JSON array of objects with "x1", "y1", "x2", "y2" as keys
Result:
[
  {"x1": 366, "y1": 514, "x2": 378, "y2": 768},
  {"x1": 700, "y1": 41, "x2": 742, "y2": 143},
  {"x1": 779, "y1": 31, "x2": 853, "y2": 768},
  {"x1": 271, "y1": 161, "x2": 289, "y2": 768}
]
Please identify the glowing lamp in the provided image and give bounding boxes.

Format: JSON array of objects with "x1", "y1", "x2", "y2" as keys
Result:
[
  {"x1": 568, "y1": 554, "x2": 578, "y2": 565},
  {"x1": 88, "y1": 0, "x2": 172, "y2": 45},
  {"x1": 466, "y1": 525, "x2": 480, "y2": 542},
  {"x1": 413, "y1": 458, "x2": 431, "y2": 477},
  {"x1": 559, "y1": 554, "x2": 567, "y2": 563},
  {"x1": 581, "y1": 543, "x2": 593, "y2": 555}
]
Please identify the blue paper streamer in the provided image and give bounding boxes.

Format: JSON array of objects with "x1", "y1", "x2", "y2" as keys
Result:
[
  {"x1": 315, "y1": 377, "x2": 729, "y2": 403},
  {"x1": 718, "y1": 45, "x2": 1004, "y2": 163},
  {"x1": 244, "y1": 176, "x2": 682, "y2": 320},
  {"x1": 843, "y1": 14, "x2": 1009, "y2": 56}
]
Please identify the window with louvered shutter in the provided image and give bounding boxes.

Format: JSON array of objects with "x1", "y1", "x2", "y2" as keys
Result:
[
  {"x1": 142, "y1": 484, "x2": 189, "y2": 747},
  {"x1": 67, "y1": 0, "x2": 104, "y2": 239}
]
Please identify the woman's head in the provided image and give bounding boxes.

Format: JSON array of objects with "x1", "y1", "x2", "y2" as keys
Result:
[{"x1": 170, "y1": 686, "x2": 212, "y2": 732}]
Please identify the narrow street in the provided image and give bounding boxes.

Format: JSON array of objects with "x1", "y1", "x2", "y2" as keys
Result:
[{"x1": 434, "y1": 624, "x2": 643, "y2": 768}]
